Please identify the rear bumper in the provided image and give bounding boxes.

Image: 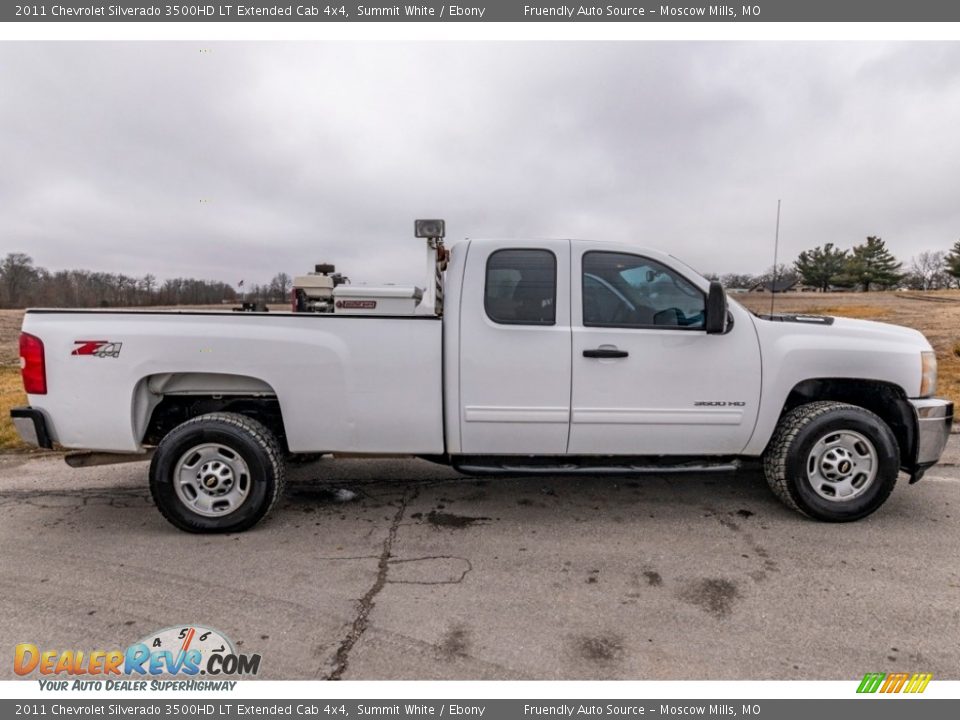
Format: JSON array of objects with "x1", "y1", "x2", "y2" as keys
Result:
[
  {"x1": 9, "y1": 407, "x2": 54, "y2": 449},
  {"x1": 907, "y1": 398, "x2": 953, "y2": 480}
]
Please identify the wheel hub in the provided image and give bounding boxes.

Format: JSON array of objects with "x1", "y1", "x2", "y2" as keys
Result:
[
  {"x1": 174, "y1": 443, "x2": 250, "y2": 517},
  {"x1": 198, "y1": 460, "x2": 234, "y2": 496},
  {"x1": 806, "y1": 430, "x2": 878, "y2": 502},
  {"x1": 819, "y1": 447, "x2": 856, "y2": 481}
]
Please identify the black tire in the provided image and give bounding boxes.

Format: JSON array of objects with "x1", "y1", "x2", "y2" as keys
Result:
[
  {"x1": 762, "y1": 401, "x2": 899, "y2": 522},
  {"x1": 149, "y1": 412, "x2": 285, "y2": 533}
]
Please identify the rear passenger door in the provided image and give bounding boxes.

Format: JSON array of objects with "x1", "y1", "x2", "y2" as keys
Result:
[{"x1": 458, "y1": 241, "x2": 572, "y2": 454}]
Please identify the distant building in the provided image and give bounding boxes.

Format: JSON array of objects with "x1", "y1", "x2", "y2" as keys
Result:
[{"x1": 749, "y1": 279, "x2": 801, "y2": 293}]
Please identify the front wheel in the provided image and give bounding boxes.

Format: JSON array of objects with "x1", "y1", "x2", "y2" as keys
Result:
[
  {"x1": 149, "y1": 412, "x2": 286, "y2": 533},
  {"x1": 763, "y1": 401, "x2": 900, "y2": 522}
]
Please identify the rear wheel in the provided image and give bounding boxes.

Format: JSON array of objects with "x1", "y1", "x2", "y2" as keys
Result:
[
  {"x1": 763, "y1": 401, "x2": 899, "y2": 522},
  {"x1": 149, "y1": 412, "x2": 285, "y2": 533}
]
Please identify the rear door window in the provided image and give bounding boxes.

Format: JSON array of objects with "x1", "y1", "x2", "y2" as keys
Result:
[{"x1": 485, "y1": 249, "x2": 557, "y2": 325}]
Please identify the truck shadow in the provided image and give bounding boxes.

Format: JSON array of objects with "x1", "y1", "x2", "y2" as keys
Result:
[
  {"x1": 282, "y1": 456, "x2": 780, "y2": 520},
  {"x1": 279, "y1": 455, "x2": 936, "y2": 529},
  {"x1": 0, "y1": 455, "x2": 931, "y2": 534}
]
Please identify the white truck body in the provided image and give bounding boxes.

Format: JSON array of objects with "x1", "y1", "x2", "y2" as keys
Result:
[{"x1": 13, "y1": 231, "x2": 954, "y2": 529}]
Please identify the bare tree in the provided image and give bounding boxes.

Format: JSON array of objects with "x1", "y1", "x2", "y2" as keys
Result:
[
  {"x1": 908, "y1": 250, "x2": 948, "y2": 290},
  {"x1": 141, "y1": 274, "x2": 157, "y2": 305},
  {"x1": 720, "y1": 273, "x2": 756, "y2": 290},
  {"x1": 0, "y1": 252, "x2": 38, "y2": 306},
  {"x1": 754, "y1": 263, "x2": 800, "y2": 288},
  {"x1": 269, "y1": 272, "x2": 292, "y2": 303}
]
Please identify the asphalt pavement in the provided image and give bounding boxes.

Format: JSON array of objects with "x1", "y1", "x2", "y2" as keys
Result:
[{"x1": 1, "y1": 436, "x2": 958, "y2": 680}]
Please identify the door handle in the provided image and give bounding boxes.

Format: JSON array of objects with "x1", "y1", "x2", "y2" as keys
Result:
[{"x1": 583, "y1": 348, "x2": 629, "y2": 359}]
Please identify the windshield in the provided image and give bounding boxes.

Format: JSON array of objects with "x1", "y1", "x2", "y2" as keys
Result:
[
  {"x1": 666, "y1": 253, "x2": 751, "y2": 315},
  {"x1": 667, "y1": 254, "x2": 711, "y2": 286}
]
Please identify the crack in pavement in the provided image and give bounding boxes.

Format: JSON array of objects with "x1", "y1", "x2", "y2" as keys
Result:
[
  {"x1": 323, "y1": 487, "x2": 417, "y2": 680},
  {"x1": 387, "y1": 555, "x2": 474, "y2": 586},
  {"x1": 305, "y1": 553, "x2": 471, "y2": 586},
  {"x1": 0, "y1": 487, "x2": 151, "y2": 509},
  {"x1": 310, "y1": 555, "x2": 381, "y2": 561}
]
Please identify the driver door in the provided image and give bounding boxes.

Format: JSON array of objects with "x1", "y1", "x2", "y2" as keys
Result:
[{"x1": 568, "y1": 242, "x2": 761, "y2": 456}]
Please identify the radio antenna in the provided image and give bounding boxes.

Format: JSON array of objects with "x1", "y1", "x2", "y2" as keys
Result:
[{"x1": 770, "y1": 199, "x2": 781, "y2": 316}]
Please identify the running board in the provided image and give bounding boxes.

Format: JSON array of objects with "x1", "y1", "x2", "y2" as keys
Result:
[
  {"x1": 453, "y1": 456, "x2": 741, "y2": 476},
  {"x1": 65, "y1": 450, "x2": 154, "y2": 468}
]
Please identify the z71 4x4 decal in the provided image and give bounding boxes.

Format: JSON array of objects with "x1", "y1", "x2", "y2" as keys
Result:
[{"x1": 72, "y1": 340, "x2": 123, "y2": 358}]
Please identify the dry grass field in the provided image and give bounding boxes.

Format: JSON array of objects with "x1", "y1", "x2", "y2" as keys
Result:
[
  {"x1": 0, "y1": 368, "x2": 24, "y2": 449},
  {"x1": 738, "y1": 290, "x2": 960, "y2": 409},
  {"x1": 1, "y1": 294, "x2": 958, "y2": 451},
  {"x1": 1, "y1": 310, "x2": 28, "y2": 450}
]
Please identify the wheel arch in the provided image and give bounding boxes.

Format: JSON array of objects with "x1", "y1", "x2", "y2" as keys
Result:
[
  {"x1": 133, "y1": 372, "x2": 289, "y2": 450},
  {"x1": 774, "y1": 378, "x2": 916, "y2": 469}
]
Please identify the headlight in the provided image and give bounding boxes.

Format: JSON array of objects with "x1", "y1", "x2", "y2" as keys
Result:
[{"x1": 920, "y1": 351, "x2": 937, "y2": 397}]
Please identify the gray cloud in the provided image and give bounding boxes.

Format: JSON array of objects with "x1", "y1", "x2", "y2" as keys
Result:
[{"x1": 2, "y1": 41, "x2": 959, "y2": 286}]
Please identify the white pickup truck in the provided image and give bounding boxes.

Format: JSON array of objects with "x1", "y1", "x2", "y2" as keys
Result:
[{"x1": 12, "y1": 220, "x2": 953, "y2": 532}]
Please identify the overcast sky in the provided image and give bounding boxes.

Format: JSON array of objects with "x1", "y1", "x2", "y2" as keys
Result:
[{"x1": 2, "y1": 42, "x2": 960, "y2": 286}]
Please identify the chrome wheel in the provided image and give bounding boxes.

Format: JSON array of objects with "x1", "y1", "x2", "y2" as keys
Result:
[
  {"x1": 174, "y1": 443, "x2": 250, "y2": 517},
  {"x1": 806, "y1": 430, "x2": 877, "y2": 502}
]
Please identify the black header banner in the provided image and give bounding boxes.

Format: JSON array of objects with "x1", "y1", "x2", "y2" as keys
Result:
[{"x1": 6, "y1": 0, "x2": 960, "y2": 23}]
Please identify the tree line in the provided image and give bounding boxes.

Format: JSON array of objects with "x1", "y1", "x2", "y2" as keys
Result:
[
  {"x1": 3, "y1": 237, "x2": 960, "y2": 309},
  {"x1": 0, "y1": 252, "x2": 294, "y2": 309},
  {"x1": 718, "y1": 237, "x2": 960, "y2": 292}
]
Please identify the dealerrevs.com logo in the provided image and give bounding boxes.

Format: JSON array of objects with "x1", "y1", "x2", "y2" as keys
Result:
[{"x1": 15, "y1": 625, "x2": 260, "y2": 691}]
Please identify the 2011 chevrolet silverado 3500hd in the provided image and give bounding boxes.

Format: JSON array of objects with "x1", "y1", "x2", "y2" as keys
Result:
[{"x1": 11, "y1": 220, "x2": 954, "y2": 532}]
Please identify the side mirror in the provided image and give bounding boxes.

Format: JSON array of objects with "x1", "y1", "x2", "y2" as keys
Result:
[{"x1": 705, "y1": 281, "x2": 728, "y2": 334}]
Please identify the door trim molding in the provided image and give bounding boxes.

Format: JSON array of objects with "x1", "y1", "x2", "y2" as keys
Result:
[
  {"x1": 572, "y1": 407, "x2": 743, "y2": 425},
  {"x1": 464, "y1": 406, "x2": 570, "y2": 423}
]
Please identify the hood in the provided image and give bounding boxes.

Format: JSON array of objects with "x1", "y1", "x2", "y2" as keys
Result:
[
  {"x1": 826, "y1": 316, "x2": 930, "y2": 349},
  {"x1": 758, "y1": 312, "x2": 930, "y2": 350}
]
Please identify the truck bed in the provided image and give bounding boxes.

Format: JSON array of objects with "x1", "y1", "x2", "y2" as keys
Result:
[{"x1": 22, "y1": 310, "x2": 444, "y2": 454}]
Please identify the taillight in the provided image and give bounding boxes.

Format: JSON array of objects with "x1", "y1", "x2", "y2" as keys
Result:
[{"x1": 19, "y1": 333, "x2": 47, "y2": 395}]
